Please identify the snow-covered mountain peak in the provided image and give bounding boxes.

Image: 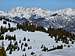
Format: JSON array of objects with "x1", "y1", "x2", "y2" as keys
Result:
[
  {"x1": 0, "y1": 7, "x2": 75, "y2": 19},
  {"x1": 0, "y1": 10, "x2": 7, "y2": 16},
  {"x1": 8, "y1": 7, "x2": 52, "y2": 19},
  {"x1": 55, "y1": 8, "x2": 75, "y2": 16}
]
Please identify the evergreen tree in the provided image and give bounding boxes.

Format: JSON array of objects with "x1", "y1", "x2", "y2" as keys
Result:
[
  {"x1": 3, "y1": 21, "x2": 7, "y2": 24},
  {"x1": 17, "y1": 47, "x2": 20, "y2": 51},
  {"x1": 22, "y1": 48, "x2": 26, "y2": 51},
  {"x1": 9, "y1": 48, "x2": 12, "y2": 54},
  {"x1": 19, "y1": 40, "x2": 21, "y2": 43},
  {"x1": 28, "y1": 46, "x2": 32, "y2": 50},
  {"x1": 8, "y1": 23, "x2": 10, "y2": 28},
  {"x1": 31, "y1": 52, "x2": 35, "y2": 55},
  {"x1": 24, "y1": 43, "x2": 28, "y2": 47},
  {"x1": 13, "y1": 35, "x2": 16, "y2": 41},
  {"x1": 23, "y1": 37, "x2": 26, "y2": 41},
  {"x1": 27, "y1": 38, "x2": 30, "y2": 41}
]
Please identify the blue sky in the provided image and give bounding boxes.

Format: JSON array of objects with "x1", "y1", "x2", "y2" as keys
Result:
[{"x1": 0, "y1": 0, "x2": 75, "y2": 10}]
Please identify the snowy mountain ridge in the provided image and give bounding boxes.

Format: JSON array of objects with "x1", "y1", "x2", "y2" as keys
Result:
[
  {"x1": 0, "y1": 7, "x2": 75, "y2": 18},
  {"x1": 0, "y1": 7, "x2": 75, "y2": 32}
]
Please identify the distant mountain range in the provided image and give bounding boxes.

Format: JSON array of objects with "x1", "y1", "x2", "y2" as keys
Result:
[{"x1": 0, "y1": 7, "x2": 75, "y2": 32}]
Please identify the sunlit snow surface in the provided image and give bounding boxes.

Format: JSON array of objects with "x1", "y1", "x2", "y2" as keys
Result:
[{"x1": 1, "y1": 29, "x2": 74, "y2": 56}]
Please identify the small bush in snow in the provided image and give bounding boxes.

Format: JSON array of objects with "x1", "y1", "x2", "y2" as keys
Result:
[
  {"x1": 24, "y1": 43, "x2": 28, "y2": 47},
  {"x1": 14, "y1": 41, "x2": 18, "y2": 46},
  {"x1": 41, "y1": 44, "x2": 44, "y2": 48},
  {"x1": 21, "y1": 43, "x2": 24, "y2": 50},
  {"x1": 31, "y1": 52, "x2": 35, "y2": 55},
  {"x1": 71, "y1": 41, "x2": 74, "y2": 44},
  {"x1": 23, "y1": 37, "x2": 26, "y2": 41},
  {"x1": 19, "y1": 40, "x2": 21, "y2": 43},
  {"x1": 68, "y1": 45, "x2": 70, "y2": 48},
  {"x1": 8, "y1": 23, "x2": 10, "y2": 28},
  {"x1": 3, "y1": 21, "x2": 7, "y2": 24},
  {"x1": 0, "y1": 35, "x2": 4, "y2": 40},
  {"x1": 17, "y1": 47, "x2": 20, "y2": 51},
  {"x1": 27, "y1": 38, "x2": 30, "y2": 41},
  {"x1": 28, "y1": 46, "x2": 32, "y2": 50},
  {"x1": 42, "y1": 46, "x2": 48, "y2": 52},
  {"x1": 56, "y1": 45, "x2": 63, "y2": 49},
  {"x1": 22, "y1": 48, "x2": 26, "y2": 51},
  {"x1": 9, "y1": 48, "x2": 12, "y2": 54}
]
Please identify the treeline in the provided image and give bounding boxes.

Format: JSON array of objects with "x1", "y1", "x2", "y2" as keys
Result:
[
  {"x1": 17, "y1": 22, "x2": 46, "y2": 32},
  {"x1": 48, "y1": 27, "x2": 75, "y2": 44},
  {"x1": 17, "y1": 23, "x2": 36, "y2": 32}
]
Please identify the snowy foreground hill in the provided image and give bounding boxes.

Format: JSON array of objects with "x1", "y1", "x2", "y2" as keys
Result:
[
  {"x1": 3, "y1": 30, "x2": 75, "y2": 56},
  {"x1": 0, "y1": 7, "x2": 75, "y2": 56}
]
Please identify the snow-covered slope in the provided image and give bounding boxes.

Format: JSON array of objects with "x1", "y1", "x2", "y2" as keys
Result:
[{"x1": 1, "y1": 29, "x2": 75, "y2": 56}]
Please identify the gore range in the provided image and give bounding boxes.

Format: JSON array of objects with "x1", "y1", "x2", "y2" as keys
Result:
[{"x1": 0, "y1": 7, "x2": 75, "y2": 32}]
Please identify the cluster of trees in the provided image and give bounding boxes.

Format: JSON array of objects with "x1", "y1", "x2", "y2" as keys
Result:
[
  {"x1": 0, "y1": 26, "x2": 8, "y2": 34},
  {"x1": 36, "y1": 26, "x2": 47, "y2": 32},
  {"x1": 8, "y1": 27, "x2": 16, "y2": 32},
  {"x1": 6, "y1": 37, "x2": 32, "y2": 55},
  {"x1": 21, "y1": 37, "x2": 32, "y2": 50},
  {"x1": 41, "y1": 44, "x2": 63, "y2": 52},
  {"x1": 0, "y1": 47, "x2": 6, "y2": 56},
  {"x1": 17, "y1": 22, "x2": 47, "y2": 32},
  {"x1": 47, "y1": 45, "x2": 63, "y2": 51},
  {"x1": 0, "y1": 35, "x2": 4, "y2": 40},
  {"x1": 5, "y1": 35, "x2": 16, "y2": 41},
  {"x1": 0, "y1": 25, "x2": 16, "y2": 36},
  {"x1": 47, "y1": 27, "x2": 75, "y2": 44},
  {"x1": 0, "y1": 41, "x2": 6, "y2": 56},
  {"x1": 17, "y1": 23, "x2": 36, "y2": 32},
  {"x1": 6, "y1": 41, "x2": 19, "y2": 54}
]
